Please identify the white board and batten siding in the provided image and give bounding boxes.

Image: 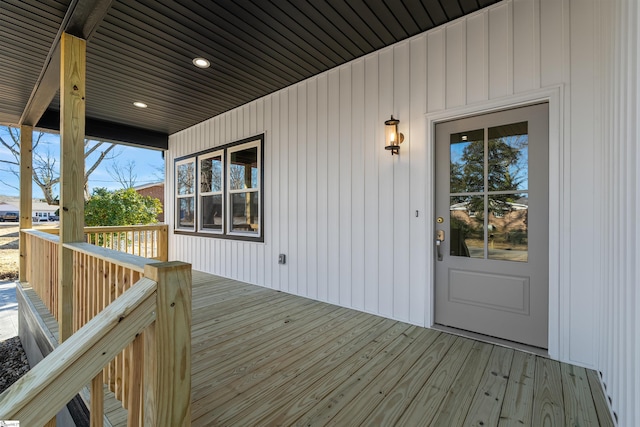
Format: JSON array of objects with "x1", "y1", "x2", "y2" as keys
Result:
[{"x1": 167, "y1": 2, "x2": 639, "y2": 424}]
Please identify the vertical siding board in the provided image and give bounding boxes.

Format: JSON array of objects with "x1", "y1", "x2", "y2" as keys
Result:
[
  {"x1": 316, "y1": 74, "x2": 329, "y2": 301},
  {"x1": 393, "y1": 42, "x2": 411, "y2": 321},
  {"x1": 306, "y1": 79, "x2": 319, "y2": 299},
  {"x1": 540, "y1": 0, "x2": 564, "y2": 86},
  {"x1": 270, "y1": 93, "x2": 281, "y2": 289},
  {"x1": 378, "y1": 48, "x2": 394, "y2": 317},
  {"x1": 363, "y1": 55, "x2": 380, "y2": 313},
  {"x1": 256, "y1": 99, "x2": 265, "y2": 286},
  {"x1": 279, "y1": 92, "x2": 290, "y2": 291},
  {"x1": 351, "y1": 59, "x2": 366, "y2": 311},
  {"x1": 261, "y1": 98, "x2": 271, "y2": 287},
  {"x1": 427, "y1": 29, "x2": 446, "y2": 112},
  {"x1": 327, "y1": 69, "x2": 341, "y2": 304},
  {"x1": 297, "y1": 84, "x2": 308, "y2": 296},
  {"x1": 513, "y1": 0, "x2": 536, "y2": 93},
  {"x1": 339, "y1": 65, "x2": 353, "y2": 306},
  {"x1": 409, "y1": 35, "x2": 428, "y2": 325},
  {"x1": 488, "y1": 2, "x2": 512, "y2": 99},
  {"x1": 445, "y1": 21, "x2": 467, "y2": 108},
  {"x1": 287, "y1": 87, "x2": 298, "y2": 294},
  {"x1": 466, "y1": 12, "x2": 488, "y2": 104},
  {"x1": 568, "y1": 0, "x2": 596, "y2": 366}
]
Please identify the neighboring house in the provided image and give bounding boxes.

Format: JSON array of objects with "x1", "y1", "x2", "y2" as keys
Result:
[
  {"x1": 31, "y1": 201, "x2": 58, "y2": 222},
  {"x1": 134, "y1": 182, "x2": 164, "y2": 223}
]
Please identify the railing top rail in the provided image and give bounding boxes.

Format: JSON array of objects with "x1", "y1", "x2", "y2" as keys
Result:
[
  {"x1": 84, "y1": 224, "x2": 167, "y2": 232},
  {"x1": 63, "y1": 242, "x2": 159, "y2": 273},
  {"x1": 22, "y1": 229, "x2": 60, "y2": 244},
  {"x1": 0, "y1": 277, "x2": 157, "y2": 424}
]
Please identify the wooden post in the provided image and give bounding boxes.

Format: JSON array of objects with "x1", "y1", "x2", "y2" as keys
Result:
[
  {"x1": 157, "y1": 225, "x2": 168, "y2": 262},
  {"x1": 144, "y1": 262, "x2": 192, "y2": 427},
  {"x1": 58, "y1": 32, "x2": 86, "y2": 343},
  {"x1": 19, "y1": 125, "x2": 33, "y2": 281}
]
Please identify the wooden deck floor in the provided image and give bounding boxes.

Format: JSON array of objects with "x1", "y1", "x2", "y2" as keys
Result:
[{"x1": 190, "y1": 271, "x2": 613, "y2": 427}]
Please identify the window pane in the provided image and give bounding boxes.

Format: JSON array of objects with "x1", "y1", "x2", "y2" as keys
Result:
[
  {"x1": 201, "y1": 156, "x2": 222, "y2": 193},
  {"x1": 488, "y1": 121, "x2": 528, "y2": 192},
  {"x1": 230, "y1": 147, "x2": 258, "y2": 190},
  {"x1": 488, "y1": 194, "x2": 528, "y2": 262},
  {"x1": 201, "y1": 194, "x2": 223, "y2": 230},
  {"x1": 177, "y1": 162, "x2": 195, "y2": 195},
  {"x1": 450, "y1": 129, "x2": 484, "y2": 193},
  {"x1": 178, "y1": 197, "x2": 194, "y2": 228},
  {"x1": 230, "y1": 192, "x2": 259, "y2": 233},
  {"x1": 450, "y1": 196, "x2": 484, "y2": 259}
]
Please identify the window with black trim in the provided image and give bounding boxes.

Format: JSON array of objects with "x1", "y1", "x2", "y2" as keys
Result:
[{"x1": 174, "y1": 135, "x2": 263, "y2": 241}]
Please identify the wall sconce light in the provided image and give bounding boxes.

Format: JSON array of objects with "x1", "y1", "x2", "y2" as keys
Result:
[{"x1": 384, "y1": 115, "x2": 404, "y2": 155}]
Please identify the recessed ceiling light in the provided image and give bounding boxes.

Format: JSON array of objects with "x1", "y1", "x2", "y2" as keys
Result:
[
  {"x1": 133, "y1": 101, "x2": 148, "y2": 108},
  {"x1": 192, "y1": 57, "x2": 211, "y2": 68}
]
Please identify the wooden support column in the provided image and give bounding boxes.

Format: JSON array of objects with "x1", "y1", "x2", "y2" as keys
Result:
[
  {"x1": 19, "y1": 125, "x2": 33, "y2": 281},
  {"x1": 144, "y1": 262, "x2": 192, "y2": 427},
  {"x1": 58, "y1": 32, "x2": 86, "y2": 343}
]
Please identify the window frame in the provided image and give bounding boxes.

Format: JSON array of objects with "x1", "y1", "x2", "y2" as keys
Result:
[
  {"x1": 175, "y1": 157, "x2": 196, "y2": 232},
  {"x1": 197, "y1": 149, "x2": 225, "y2": 234},
  {"x1": 173, "y1": 134, "x2": 264, "y2": 242},
  {"x1": 226, "y1": 140, "x2": 261, "y2": 238}
]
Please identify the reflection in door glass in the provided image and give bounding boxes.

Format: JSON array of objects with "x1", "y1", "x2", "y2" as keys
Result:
[
  {"x1": 488, "y1": 194, "x2": 528, "y2": 262},
  {"x1": 450, "y1": 196, "x2": 484, "y2": 259},
  {"x1": 488, "y1": 122, "x2": 528, "y2": 192},
  {"x1": 450, "y1": 129, "x2": 484, "y2": 193}
]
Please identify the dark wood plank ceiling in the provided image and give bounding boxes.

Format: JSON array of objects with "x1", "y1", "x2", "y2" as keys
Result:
[{"x1": 0, "y1": 0, "x2": 501, "y2": 148}]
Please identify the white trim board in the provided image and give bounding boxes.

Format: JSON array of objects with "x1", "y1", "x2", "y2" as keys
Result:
[{"x1": 424, "y1": 85, "x2": 565, "y2": 361}]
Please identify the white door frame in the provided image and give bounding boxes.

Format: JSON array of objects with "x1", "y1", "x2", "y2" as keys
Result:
[{"x1": 425, "y1": 85, "x2": 565, "y2": 360}]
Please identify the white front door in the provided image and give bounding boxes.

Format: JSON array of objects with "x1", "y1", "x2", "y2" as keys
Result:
[{"x1": 434, "y1": 103, "x2": 549, "y2": 348}]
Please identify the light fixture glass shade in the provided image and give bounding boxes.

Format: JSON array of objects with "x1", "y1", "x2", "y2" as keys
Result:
[{"x1": 384, "y1": 115, "x2": 403, "y2": 155}]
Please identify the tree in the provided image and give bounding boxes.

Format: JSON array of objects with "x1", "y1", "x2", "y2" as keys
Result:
[
  {"x1": 450, "y1": 134, "x2": 527, "y2": 216},
  {"x1": 108, "y1": 159, "x2": 138, "y2": 189},
  {"x1": 0, "y1": 126, "x2": 117, "y2": 204},
  {"x1": 85, "y1": 187, "x2": 162, "y2": 226}
]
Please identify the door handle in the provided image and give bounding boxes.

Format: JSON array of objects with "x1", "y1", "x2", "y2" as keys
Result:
[{"x1": 436, "y1": 230, "x2": 445, "y2": 261}]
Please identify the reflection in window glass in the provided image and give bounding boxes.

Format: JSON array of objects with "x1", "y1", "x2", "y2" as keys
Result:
[
  {"x1": 488, "y1": 195, "x2": 528, "y2": 262},
  {"x1": 450, "y1": 129, "x2": 484, "y2": 193},
  {"x1": 177, "y1": 162, "x2": 195, "y2": 195},
  {"x1": 230, "y1": 193, "x2": 259, "y2": 233},
  {"x1": 450, "y1": 196, "x2": 484, "y2": 259},
  {"x1": 200, "y1": 156, "x2": 222, "y2": 193},
  {"x1": 201, "y1": 194, "x2": 223, "y2": 231},
  {"x1": 488, "y1": 122, "x2": 528, "y2": 192},
  {"x1": 178, "y1": 197, "x2": 195, "y2": 228},
  {"x1": 230, "y1": 147, "x2": 258, "y2": 190}
]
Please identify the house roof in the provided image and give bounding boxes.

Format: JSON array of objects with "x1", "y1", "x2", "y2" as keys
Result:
[{"x1": 0, "y1": 0, "x2": 500, "y2": 149}]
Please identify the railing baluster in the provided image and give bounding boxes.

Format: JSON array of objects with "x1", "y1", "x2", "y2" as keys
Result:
[{"x1": 90, "y1": 371, "x2": 104, "y2": 427}]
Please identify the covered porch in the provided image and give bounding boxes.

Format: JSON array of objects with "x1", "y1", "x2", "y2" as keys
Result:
[{"x1": 9, "y1": 228, "x2": 612, "y2": 426}]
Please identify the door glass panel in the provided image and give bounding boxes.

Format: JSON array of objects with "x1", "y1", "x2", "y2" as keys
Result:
[
  {"x1": 488, "y1": 122, "x2": 528, "y2": 192},
  {"x1": 450, "y1": 129, "x2": 484, "y2": 193},
  {"x1": 488, "y1": 194, "x2": 528, "y2": 262},
  {"x1": 450, "y1": 196, "x2": 484, "y2": 259}
]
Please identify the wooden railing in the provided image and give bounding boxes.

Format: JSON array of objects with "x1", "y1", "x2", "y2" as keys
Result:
[
  {"x1": 0, "y1": 260, "x2": 192, "y2": 426},
  {"x1": 38, "y1": 224, "x2": 168, "y2": 261},
  {"x1": 22, "y1": 224, "x2": 167, "y2": 324},
  {"x1": 17, "y1": 226, "x2": 181, "y2": 425},
  {"x1": 23, "y1": 230, "x2": 60, "y2": 319},
  {"x1": 84, "y1": 225, "x2": 168, "y2": 261}
]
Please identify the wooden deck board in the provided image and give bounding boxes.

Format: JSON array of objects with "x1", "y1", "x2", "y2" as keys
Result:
[
  {"x1": 20, "y1": 272, "x2": 614, "y2": 426},
  {"x1": 189, "y1": 271, "x2": 613, "y2": 427}
]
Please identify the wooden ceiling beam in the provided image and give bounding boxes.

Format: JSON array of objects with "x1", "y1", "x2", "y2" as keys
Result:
[{"x1": 19, "y1": 0, "x2": 113, "y2": 127}]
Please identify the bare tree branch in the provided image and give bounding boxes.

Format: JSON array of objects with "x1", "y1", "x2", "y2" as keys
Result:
[{"x1": 108, "y1": 159, "x2": 138, "y2": 189}]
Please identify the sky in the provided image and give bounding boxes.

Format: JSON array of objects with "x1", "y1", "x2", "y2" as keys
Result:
[{"x1": 0, "y1": 126, "x2": 165, "y2": 200}]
